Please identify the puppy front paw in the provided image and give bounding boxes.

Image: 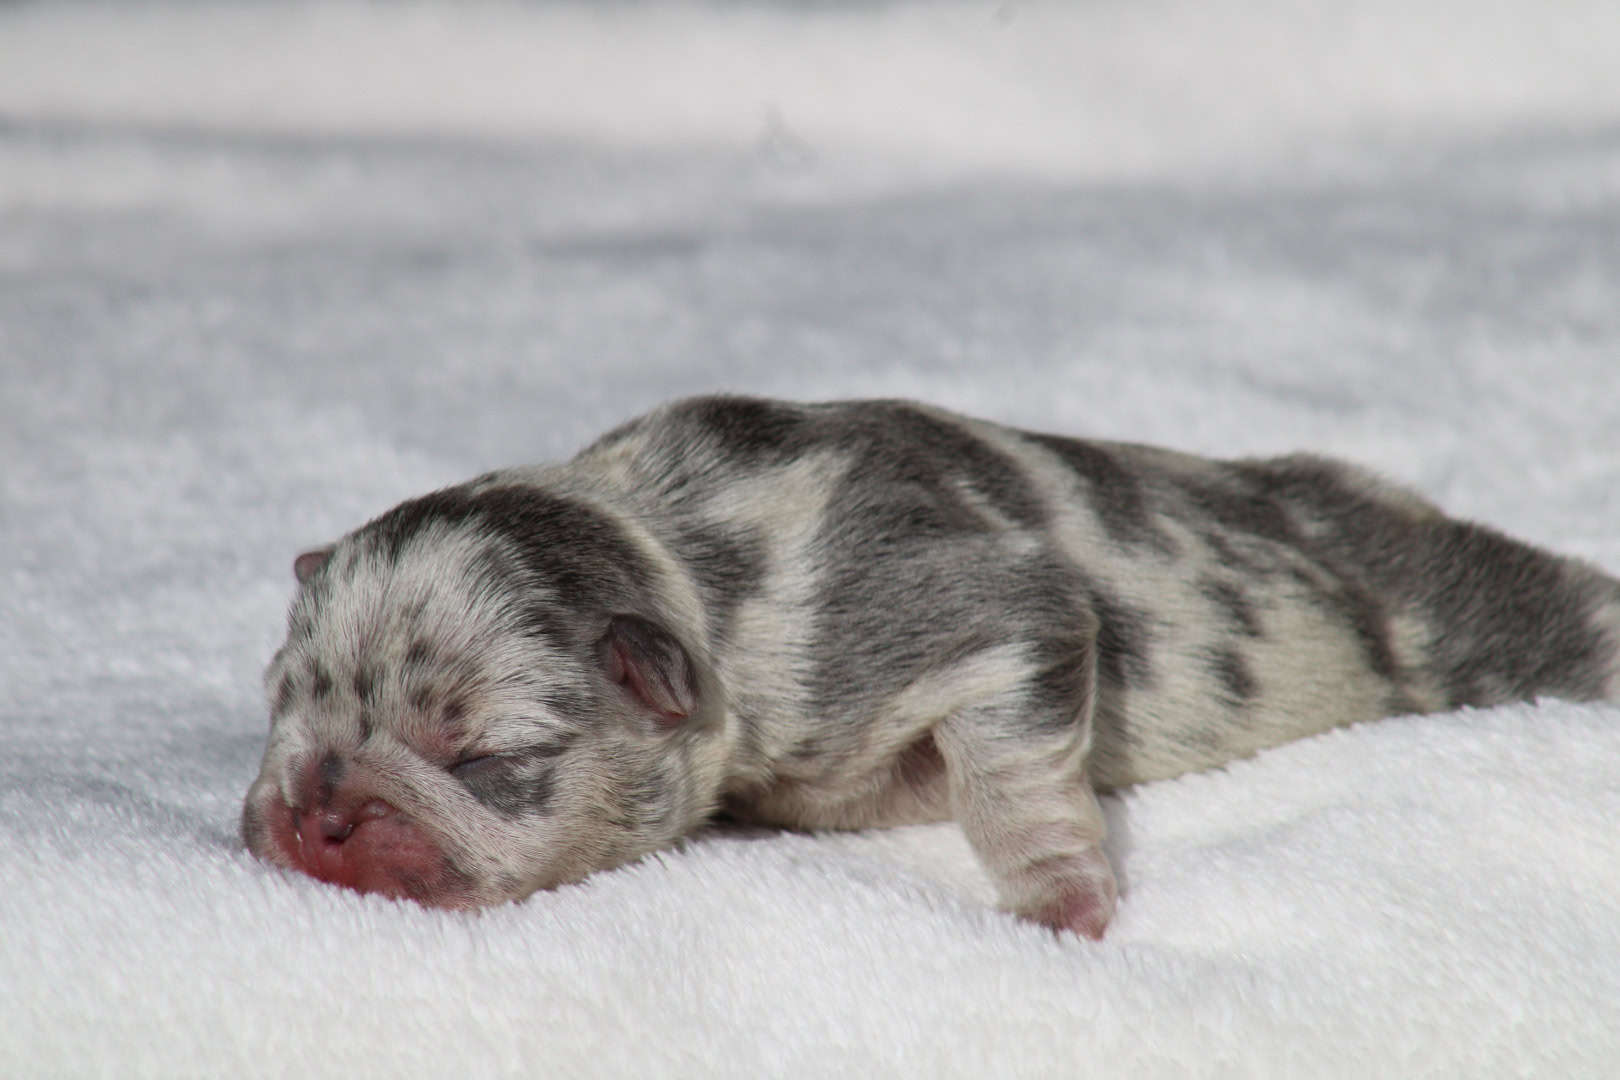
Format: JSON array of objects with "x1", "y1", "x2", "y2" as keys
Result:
[{"x1": 1009, "y1": 847, "x2": 1118, "y2": 940}]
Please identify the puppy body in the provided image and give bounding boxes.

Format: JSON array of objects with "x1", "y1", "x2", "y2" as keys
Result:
[{"x1": 243, "y1": 397, "x2": 1620, "y2": 936}]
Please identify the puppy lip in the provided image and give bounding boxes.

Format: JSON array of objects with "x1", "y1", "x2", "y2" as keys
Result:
[{"x1": 257, "y1": 787, "x2": 484, "y2": 909}]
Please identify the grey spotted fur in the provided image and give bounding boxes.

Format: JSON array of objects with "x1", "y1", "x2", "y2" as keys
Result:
[{"x1": 242, "y1": 396, "x2": 1620, "y2": 936}]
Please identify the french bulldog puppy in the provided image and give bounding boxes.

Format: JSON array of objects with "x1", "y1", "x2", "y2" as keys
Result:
[{"x1": 242, "y1": 396, "x2": 1620, "y2": 938}]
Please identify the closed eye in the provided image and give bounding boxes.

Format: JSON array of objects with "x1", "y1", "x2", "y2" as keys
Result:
[
  {"x1": 448, "y1": 754, "x2": 506, "y2": 779},
  {"x1": 448, "y1": 749, "x2": 559, "y2": 815},
  {"x1": 448, "y1": 737, "x2": 574, "y2": 783}
]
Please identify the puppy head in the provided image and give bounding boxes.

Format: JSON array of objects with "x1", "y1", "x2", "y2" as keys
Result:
[{"x1": 241, "y1": 483, "x2": 722, "y2": 908}]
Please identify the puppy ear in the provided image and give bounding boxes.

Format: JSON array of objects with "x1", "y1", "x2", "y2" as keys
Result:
[
  {"x1": 596, "y1": 614, "x2": 699, "y2": 726},
  {"x1": 293, "y1": 546, "x2": 335, "y2": 584}
]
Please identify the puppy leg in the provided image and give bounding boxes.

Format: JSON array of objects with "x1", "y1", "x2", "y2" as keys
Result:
[{"x1": 934, "y1": 636, "x2": 1117, "y2": 940}]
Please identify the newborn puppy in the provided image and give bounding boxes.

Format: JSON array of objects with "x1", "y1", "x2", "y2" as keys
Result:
[{"x1": 242, "y1": 396, "x2": 1620, "y2": 937}]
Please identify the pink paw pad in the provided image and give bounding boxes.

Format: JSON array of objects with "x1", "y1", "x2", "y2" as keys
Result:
[{"x1": 1030, "y1": 885, "x2": 1115, "y2": 940}]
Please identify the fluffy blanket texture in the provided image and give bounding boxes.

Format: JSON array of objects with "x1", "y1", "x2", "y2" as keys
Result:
[{"x1": 3, "y1": 2, "x2": 1619, "y2": 1076}]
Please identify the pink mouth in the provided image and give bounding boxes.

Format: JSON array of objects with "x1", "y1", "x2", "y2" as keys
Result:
[{"x1": 250, "y1": 783, "x2": 475, "y2": 909}]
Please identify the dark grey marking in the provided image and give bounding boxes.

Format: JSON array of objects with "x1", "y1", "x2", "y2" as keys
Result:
[
  {"x1": 675, "y1": 396, "x2": 814, "y2": 466},
  {"x1": 1026, "y1": 633, "x2": 1098, "y2": 734},
  {"x1": 522, "y1": 735, "x2": 578, "y2": 760},
  {"x1": 1235, "y1": 456, "x2": 1615, "y2": 705},
  {"x1": 1195, "y1": 527, "x2": 1274, "y2": 578},
  {"x1": 1409, "y1": 525, "x2": 1613, "y2": 705},
  {"x1": 466, "y1": 541, "x2": 523, "y2": 597},
  {"x1": 583, "y1": 398, "x2": 811, "y2": 512},
  {"x1": 1200, "y1": 577, "x2": 1263, "y2": 638},
  {"x1": 514, "y1": 595, "x2": 574, "y2": 649},
  {"x1": 787, "y1": 736, "x2": 824, "y2": 760},
  {"x1": 353, "y1": 665, "x2": 378, "y2": 704},
  {"x1": 1087, "y1": 584, "x2": 1153, "y2": 689},
  {"x1": 831, "y1": 401, "x2": 1047, "y2": 532},
  {"x1": 441, "y1": 699, "x2": 467, "y2": 730},
  {"x1": 1208, "y1": 647, "x2": 1257, "y2": 704},
  {"x1": 404, "y1": 639, "x2": 433, "y2": 670},
  {"x1": 670, "y1": 522, "x2": 768, "y2": 648},
  {"x1": 806, "y1": 458, "x2": 1100, "y2": 744},
  {"x1": 599, "y1": 763, "x2": 675, "y2": 833},
  {"x1": 619, "y1": 766, "x2": 680, "y2": 832},
  {"x1": 1321, "y1": 583, "x2": 1400, "y2": 682},
  {"x1": 589, "y1": 397, "x2": 1076, "y2": 743},
  {"x1": 316, "y1": 751, "x2": 344, "y2": 806},
  {"x1": 643, "y1": 397, "x2": 1048, "y2": 531},
  {"x1": 1177, "y1": 470, "x2": 1297, "y2": 548},
  {"x1": 360, "y1": 485, "x2": 660, "y2": 629},
  {"x1": 310, "y1": 663, "x2": 333, "y2": 700},
  {"x1": 538, "y1": 687, "x2": 592, "y2": 719},
  {"x1": 806, "y1": 523, "x2": 1025, "y2": 730},
  {"x1": 1169, "y1": 462, "x2": 1405, "y2": 684},
  {"x1": 1027, "y1": 434, "x2": 1176, "y2": 554},
  {"x1": 273, "y1": 674, "x2": 295, "y2": 716}
]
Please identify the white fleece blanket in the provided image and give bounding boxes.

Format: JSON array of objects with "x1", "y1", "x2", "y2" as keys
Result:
[{"x1": 4, "y1": 3, "x2": 1620, "y2": 1076}]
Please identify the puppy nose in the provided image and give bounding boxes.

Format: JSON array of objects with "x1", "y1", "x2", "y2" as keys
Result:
[
  {"x1": 301, "y1": 799, "x2": 395, "y2": 847},
  {"x1": 315, "y1": 808, "x2": 356, "y2": 843}
]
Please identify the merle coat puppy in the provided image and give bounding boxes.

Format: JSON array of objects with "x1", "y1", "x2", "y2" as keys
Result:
[{"x1": 242, "y1": 396, "x2": 1620, "y2": 938}]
